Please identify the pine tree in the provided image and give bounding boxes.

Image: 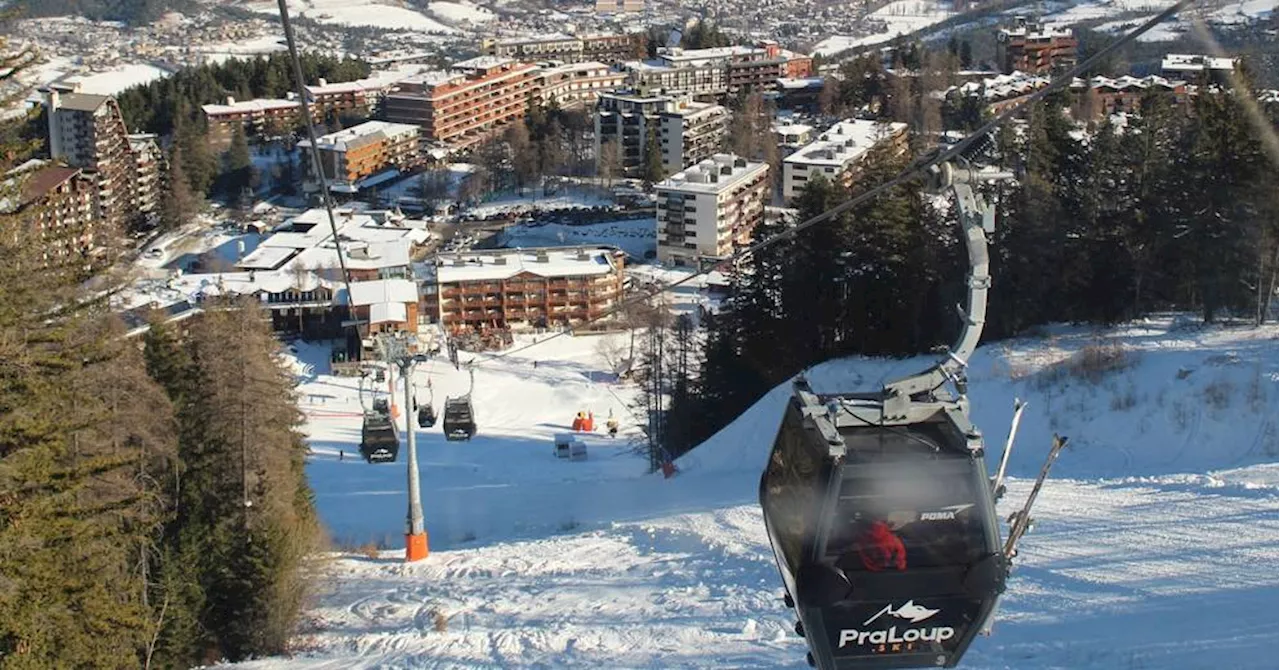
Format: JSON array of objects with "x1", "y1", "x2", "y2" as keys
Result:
[
  {"x1": 642, "y1": 132, "x2": 664, "y2": 187},
  {"x1": 169, "y1": 298, "x2": 321, "y2": 661},
  {"x1": 160, "y1": 143, "x2": 198, "y2": 231},
  {"x1": 225, "y1": 125, "x2": 257, "y2": 197},
  {"x1": 0, "y1": 172, "x2": 178, "y2": 668}
]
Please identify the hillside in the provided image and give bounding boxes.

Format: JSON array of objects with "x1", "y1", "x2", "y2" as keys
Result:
[{"x1": 236, "y1": 316, "x2": 1277, "y2": 669}]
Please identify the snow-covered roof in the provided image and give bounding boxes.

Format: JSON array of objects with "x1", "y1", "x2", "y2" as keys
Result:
[
  {"x1": 297, "y1": 120, "x2": 418, "y2": 153},
  {"x1": 435, "y1": 247, "x2": 620, "y2": 283},
  {"x1": 345, "y1": 279, "x2": 419, "y2": 306},
  {"x1": 658, "y1": 45, "x2": 764, "y2": 67},
  {"x1": 369, "y1": 301, "x2": 409, "y2": 324},
  {"x1": 1161, "y1": 53, "x2": 1237, "y2": 72},
  {"x1": 201, "y1": 97, "x2": 296, "y2": 116},
  {"x1": 453, "y1": 55, "x2": 515, "y2": 71},
  {"x1": 1086, "y1": 75, "x2": 1185, "y2": 91},
  {"x1": 236, "y1": 245, "x2": 298, "y2": 270},
  {"x1": 656, "y1": 154, "x2": 768, "y2": 196},
  {"x1": 777, "y1": 77, "x2": 823, "y2": 90},
  {"x1": 784, "y1": 119, "x2": 907, "y2": 168}
]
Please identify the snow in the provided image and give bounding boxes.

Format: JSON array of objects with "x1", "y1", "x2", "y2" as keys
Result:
[
  {"x1": 244, "y1": 0, "x2": 459, "y2": 34},
  {"x1": 427, "y1": 0, "x2": 497, "y2": 23},
  {"x1": 1044, "y1": 0, "x2": 1277, "y2": 41},
  {"x1": 228, "y1": 316, "x2": 1276, "y2": 669},
  {"x1": 498, "y1": 217, "x2": 655, "y2": 260},
  {"x1": 465, "y1": 188, "x2": 617, "y2": 218},
  {"x1": 813, "y1": 0, "x2": 959, "y2": 56}
]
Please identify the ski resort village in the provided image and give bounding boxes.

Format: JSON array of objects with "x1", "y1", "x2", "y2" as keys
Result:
[{"x1": 0, "y1": 0, "x2": 1277, "y2": 668}]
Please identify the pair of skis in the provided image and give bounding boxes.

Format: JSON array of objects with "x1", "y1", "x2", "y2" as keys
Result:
[
  {"x1": 991, "y1": 398, "x2": 1069, "y2": 561},
  {"x1": 979, "y1": 401, "x2": 1069, "y2": 638}
]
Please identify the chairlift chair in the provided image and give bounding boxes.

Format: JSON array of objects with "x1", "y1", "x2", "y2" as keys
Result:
[
  {"x1": 759, "y1": 162, "x2": 1061, "y2": 669},
  {"x1": 442, "y1": 395, "x2": 476, "y2": 441}
]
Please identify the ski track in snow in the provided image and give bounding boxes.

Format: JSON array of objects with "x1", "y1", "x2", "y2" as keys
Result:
[{"x1": 234, "y1": 318, "x2": 1278, "y2": 669}]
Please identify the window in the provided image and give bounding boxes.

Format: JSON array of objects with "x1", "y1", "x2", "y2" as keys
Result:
[
  {"x1": 762, "y1": 408, "x2": 824, "y2": 581},
  {"x1": 825, "y1": 430, "x2": 986, "y2": 572}
]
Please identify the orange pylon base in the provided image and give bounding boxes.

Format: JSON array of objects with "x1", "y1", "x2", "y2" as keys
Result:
[{"x1": 405, "y1": 532, "x2": 429, "y2": 562}]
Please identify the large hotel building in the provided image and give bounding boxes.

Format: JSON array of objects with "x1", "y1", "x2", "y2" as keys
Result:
[
  {"x1": 422, "y1": 247, "x2": 627, "y2": 333},
  {"x1": 384, "y1": 57, "x2": 538, "y2": 150},
  {"x1": 655, "y1": 154, "x2": 770, "y2": 267}
]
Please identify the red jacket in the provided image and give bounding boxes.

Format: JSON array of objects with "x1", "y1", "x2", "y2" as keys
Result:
[{"x1": 858, "y1": 521, "x2": 907, "y2": 571}]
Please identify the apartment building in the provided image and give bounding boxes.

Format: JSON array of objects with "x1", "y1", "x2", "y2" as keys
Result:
[
  {"x1": 45, "y1": 90, "x2": 132, "y2": 229},
  {"x1": 44, "y1": 87, "x2": 160, "y2": 236},
  {"x1": 1077, "y1": 75, "x2": 1189, "y2": 119},
  {"x1": 996, "y1": 18, "x2": 1077, "y2": 74},
  {"x1": 595, "y1": 91, "x2": 725, "y2": 177},
  {"x1": 2, "y1": 162, "x2": 98, "y2": 264},
  {"x1": 202, "y1": 96, "x2": 302, "y2": 143},
  {"x1": 1161, "y1": 53, "x2": 1238, "y2": 86},
  {"x1": 533, "y1": 61, "x2": 626, "y2": 108},
  {"x1": 782, "y1": 119, "x2": 908, "y2": 201},
  {"x1": 296, "y1": 120, "x2": 421, "y2": 193},
  {"x1": 483, "y1": 33, "x2": 644, "y2": 65},
  {"x1": 655, "y1": 154, "x2": 769, "y2": 266},
  {"x1": 384, "y1": 57, "x2": 538, "y2": 150},
  {"x1": 625, "y1": 60, "x2": 727, "y2": 97},
  {"x1": 425, "y1": 247, "x2": 626, "y2": 333},
  {"x1": 658, "y1": 100, "x2": 729, "y2": 175},
  {"x1": 127, "y1": 133, "x2": 163, "y2": 227}
]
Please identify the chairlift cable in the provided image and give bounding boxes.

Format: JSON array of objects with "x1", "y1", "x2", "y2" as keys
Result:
[
  {"x1": 273, "y1": 0, "x2": 364, "y2": 342},
  {"x1": 467, "y1": 0, "x2": 1196, "y2": 371}
]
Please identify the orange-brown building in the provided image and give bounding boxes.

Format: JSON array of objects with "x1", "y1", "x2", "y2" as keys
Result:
[
  {"x1": 297, "y1": 121, "x2": 421, "y2": 193},
  {"x1": 1078, "y1": 75, "x2": 1189, "y2": 119},
  {"x1": 996, "y1": 18, "x2": 1077, "y2": 74},
  {"x1": 423, "y1": 247, "x2": 626, "y2": 333},
  {"x1": 202, "y1": 96, "x2": 303, "y2": 142},
  {"x1": 2, "y1": 162, "x2": 99, "y2": 264},
  {"x1": 384, "y1": 57, "x2": 538, "y2": 150}
]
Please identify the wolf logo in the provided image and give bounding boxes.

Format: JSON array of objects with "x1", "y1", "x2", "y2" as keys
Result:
[{"x1": 863, "y1": 600, "x2": 941, "y2": 626}]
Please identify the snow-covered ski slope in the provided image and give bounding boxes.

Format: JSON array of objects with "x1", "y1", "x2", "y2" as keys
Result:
[{"x1": 242, "y1": 317, "x2": 1278, "y2": 669}]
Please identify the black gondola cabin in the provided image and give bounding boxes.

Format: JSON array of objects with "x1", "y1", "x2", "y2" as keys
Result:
[
  {"x1": 360, "y1": 407, "x2": 399, "y2": 463},
  {"x1": 442, "y1": 396, "x2": 475, "y2": 441},
  {"x1": 760, "y1": 381, "x2": 1007, "y2": 669}
]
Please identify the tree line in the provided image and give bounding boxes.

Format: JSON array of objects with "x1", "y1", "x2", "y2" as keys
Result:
[
  {"x1": 0, "y1": 192, "x2": 322, "y2": 666},
  {"x1": 112, "y1": 52, "x2": 369, "y2": 229},
  {"x1": 652, "y1": 87, "x2": 1278, "y2": 459}
]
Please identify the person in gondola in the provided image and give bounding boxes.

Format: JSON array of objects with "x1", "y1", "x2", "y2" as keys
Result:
[{"x1": 855, "y1": 520, "x2": 907, "y2": 572}]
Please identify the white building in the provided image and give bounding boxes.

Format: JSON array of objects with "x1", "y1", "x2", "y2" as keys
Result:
[
  {"x1": 595, "y1": 91, "x2": 725, "y2": 178},
  {"x1": 781, "y1": 119, "x2": 908, "y2": 202},
  {"x1": 655, "y1": 154, "x2": 770, "y2": 266}
]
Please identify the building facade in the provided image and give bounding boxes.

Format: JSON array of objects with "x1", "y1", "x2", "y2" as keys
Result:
[
  {"x1": 655, "y1": 154, "x2": 769, "y2": 266},
  {"x1": 127, "y1": 133, "x2": 163, "y2": 228},
  {"x1": 996, "y1": 18, "x2": 1077, "y2": 74},
  {"x1": 297, "y1": 121, "x2": 421, "y2": 193},
  {"x1": 202, "y1": 96, "x2": 302, "y2": 143},
  {"x1": 782, "y1": 119, "x2": 908, "y2": 202},
  {"x1": 44, "y1": 88, "x2": 160, "y2": 234},
  {"x1": 1160, "y1": 53, "x2": 1239, "y2": 86},
  {"x1": 658, "y1": 100, "x2": 729, "y2": 175},
  {"x1": 3, "y1": 163, "x2": 99, "y2": 264},
  {"x1": 595, "y1": 92, "x2": 727, "y2": 178},
  {"x1": 533, "y1": 61, "x2": 627, "y2": 108},
  {"x1": 384, "y1": 57, "x2": 538, "y2": 149},
  {"x1": 483, "y1": 33, "x2": 644, "y2": 65},
  {"x1": 426, "y1": 247, "x2": 626, "y2": 333}
]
